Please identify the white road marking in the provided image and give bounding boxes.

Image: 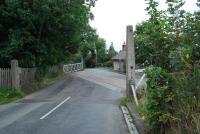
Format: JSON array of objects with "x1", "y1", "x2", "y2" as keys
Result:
[{"x1": 40, "y1": 97, "x2": 71, "y2": 120}]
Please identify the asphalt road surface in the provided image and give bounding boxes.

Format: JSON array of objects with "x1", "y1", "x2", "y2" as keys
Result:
[{"x1": 0, "y1": 68, "x2": 129, "y2": 134}]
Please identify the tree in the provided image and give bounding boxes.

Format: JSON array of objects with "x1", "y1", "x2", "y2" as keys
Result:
[
  {"x1": 135, "y1": 0, "x2": 171, "y2": 69},
  {"x1": 0, "y1": 0, "x2": 96, "y2": 67},
  {"x1": 135, "y1": 0, "x2": 195, "y2": 71},
  {"x1": 96, "y1": 38, "x2": 107, "y2": 63},
  {"x1": 107, "y1": 42, "x2": 117, "y2": 59}
]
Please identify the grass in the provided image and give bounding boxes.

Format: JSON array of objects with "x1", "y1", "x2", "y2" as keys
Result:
[
  {"x1": 0, "y1": 88, "x2": 24, "y2": 105},
  {"x1": 119, "y1": 97, "x2": 131, "y2": 106},
  {"x1": 0, "y1": 70, "x2": 69, "y2": 105},
  {"x1": 136, "y1": 91, "x2": 147, "y2": 121},
  {"x1": 21, "y1": 71, "x2": 69, "y2": 94},
  {"x1": 119, "y1": 97, "x2": 146, "y2": 115}
]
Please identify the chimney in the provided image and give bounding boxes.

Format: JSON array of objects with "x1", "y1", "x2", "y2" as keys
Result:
[{"x1": 122, "y1": 42, "x2": 126, "y2": 51}]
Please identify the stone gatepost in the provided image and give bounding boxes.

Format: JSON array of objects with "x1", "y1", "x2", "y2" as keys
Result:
[
  {"x1": 11, "y1": 60, "x2": 20, "y2": 90},
  {"x1": 126, "y1": 25, "x2": 136, "y2": 97}
]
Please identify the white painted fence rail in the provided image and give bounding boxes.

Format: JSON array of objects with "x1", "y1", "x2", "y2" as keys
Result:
[
  {"x1": 131, "y1": 69, "x2": 147, "y2": 106},
  {"x1": 131, "y1": 85, "x2": 139, "y2": 106},
  {"x1": 63, "y1": 63, "x2": 83, "y2": 73}
]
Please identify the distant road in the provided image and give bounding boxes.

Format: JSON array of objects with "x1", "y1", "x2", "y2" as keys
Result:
[{"x1": 0, "y1": 68, "x2": 129, "y2": 134}]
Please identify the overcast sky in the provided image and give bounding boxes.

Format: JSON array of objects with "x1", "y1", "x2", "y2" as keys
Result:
[{"x1": 90, "y1": 0, "x2": 199, "y2": 51}]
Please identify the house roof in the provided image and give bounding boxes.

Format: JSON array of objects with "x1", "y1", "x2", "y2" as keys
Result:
[{"x1": 112, "y1": 50, "x2": 126, "y2": 60}]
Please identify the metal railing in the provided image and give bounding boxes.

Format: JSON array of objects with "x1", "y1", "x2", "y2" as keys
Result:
[{"x1": 63, "y1": 63, "x2": 83, "y2": 73}]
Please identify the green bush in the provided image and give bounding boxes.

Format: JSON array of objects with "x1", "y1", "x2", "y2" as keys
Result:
[
  {"x1": 145, "y1": 66, "x2": 173, "y2": 133},
  {"x1": 144, "y1": 65, "x2": 200, "y2": 133}
]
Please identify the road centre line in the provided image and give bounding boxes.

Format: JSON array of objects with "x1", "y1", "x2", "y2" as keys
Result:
[{"x1": 40, "y1": 97, "x2": 71, "y2": 120}]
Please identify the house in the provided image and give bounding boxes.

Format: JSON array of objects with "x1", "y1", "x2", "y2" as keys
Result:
[{"x1": 112, "y1": 43, "x2": 126, "y2": 73}]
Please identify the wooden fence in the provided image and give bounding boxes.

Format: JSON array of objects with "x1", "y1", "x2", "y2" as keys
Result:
[
  {"x1": 0, "y1": 60, "x2": 83, "y2": 89},
  {"x1": 20, "y1": 68, "x2": 37, "y2": 86},
  {"x1": 0, "y1": 67, "x2": 37, "y2": 88},
  {"x1": 46, "y1": 65, "x2": 62, "y2": 76},
  {"x1": 0, "y1": 68, "x2": 11, "y2": 88}
]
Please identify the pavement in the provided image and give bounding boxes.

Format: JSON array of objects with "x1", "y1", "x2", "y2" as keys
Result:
[{"x1": 0, "y1": 68, "x2": 129, "y2": 134}]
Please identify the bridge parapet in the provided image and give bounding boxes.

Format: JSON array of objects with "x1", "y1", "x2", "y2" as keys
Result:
[{"x1": 63, "y1": 63, "x2": 83, "y2": 73}]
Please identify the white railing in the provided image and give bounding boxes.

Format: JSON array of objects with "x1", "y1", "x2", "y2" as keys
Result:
[
  {"x1": 131, "y1": 85, "x2": 139, "y2": 106},
  {"x1": 131, "y1": 69, "x2": 147, "y2": 106},
  {"x1": 63, "y1": 63, "x2": 83, "y2": 73}
]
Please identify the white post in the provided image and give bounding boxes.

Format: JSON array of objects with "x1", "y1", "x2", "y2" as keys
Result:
[
  {"x1": 126, "y1": 25, "x2": 136, "y2": 97},
  {"x1": 131, "y1": 85, "x2": 139, "y2": 106}
]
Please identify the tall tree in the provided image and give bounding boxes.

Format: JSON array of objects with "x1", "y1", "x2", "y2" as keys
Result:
[
  {"x1": 0, "y1": 0, "x2": 96, "y2": 67},
  {"x1": 108, "y1": 42, "x2": 117, "y2": 58}
]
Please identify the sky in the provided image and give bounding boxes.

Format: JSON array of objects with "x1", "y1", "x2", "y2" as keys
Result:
[{"x1": 90, "y1": 0, "x2": 199, "y2": 51}]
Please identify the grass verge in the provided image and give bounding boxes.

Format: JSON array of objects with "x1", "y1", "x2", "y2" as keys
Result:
[
  {"x1": 0, "y1": 88, "x2": 24, "y2": 105},
  {"x1": 21, "y1": 71, "x2": 69, "y2": 94},
  {"x1": 120, "y1": 97, "x2": 131, "y2": 106},
  {"x1": 0, "y1": 71, "x2": 69, "y2": 105}
]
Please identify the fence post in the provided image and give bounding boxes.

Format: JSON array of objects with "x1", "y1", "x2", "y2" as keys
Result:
[
  {"x1": 11, "y1": 60, "x2": 20, "y2": 90},
  {"x1": 126, "y1": 25, "x2": 136, "y2": 97}
]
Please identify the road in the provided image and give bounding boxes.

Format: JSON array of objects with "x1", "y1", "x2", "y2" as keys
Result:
[{"x1": 0, "y1": 68, "x2": 129, "y2": 134}]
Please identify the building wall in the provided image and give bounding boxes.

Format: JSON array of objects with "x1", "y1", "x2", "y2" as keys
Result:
[
  {"x1": 113, "y1": 60, "x2": 126, "y2": 73},
  {"x1": 113, "y1": 61, "x2": 120, "y2": 71}
]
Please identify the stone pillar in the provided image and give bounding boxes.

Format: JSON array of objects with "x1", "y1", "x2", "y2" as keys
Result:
[
  {"x1": 81, "y1": 55, "x2": 84, "y2": 70},
  {"x1": 11, "y1": 60, "x2": 20, "y2": 90},
  {"x1": 126, "y1": 25, "x2": 135, "y2": 97}
]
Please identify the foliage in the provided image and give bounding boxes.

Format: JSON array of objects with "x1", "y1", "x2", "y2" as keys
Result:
[
  {"x1": 35, "y1": 66, "x2": 49, "y2": 82},
  {"x1": 135, "y1": 1, "x2": 200, "y2": 133},
  {"x1": 0, "y1": 0, "x2": 110, "y2": 69},
  {"x1": 96, "y1": 38, "x2": 108, "y2": 63},
  {"x1": 82, "y1": 34, "x2": 112, "y2": 68},
  {"x1": 0, "y1": 88, "x2": 24, "y2": 104},
  {"x1": 135, "y1": 0, "x2": 200, "y2": 71},
  {"x1": 0, "y1": 0, "x2": 96, "y2": 68},
  {"x1": 145, "y1": 66, "x2": 173, "y2": 133},
  {"x1": 107, "y1": 42, "x2": 117, "y2": 60},
  {"x1": 134, "y1": 12, "x2": 171, "y2": 69},
  {"x1": 167, "y1": 65, "x2": 200, "y2": 134},
  {"x1": 22, "y1": 69, "x2": 68, "y2": 94}
]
